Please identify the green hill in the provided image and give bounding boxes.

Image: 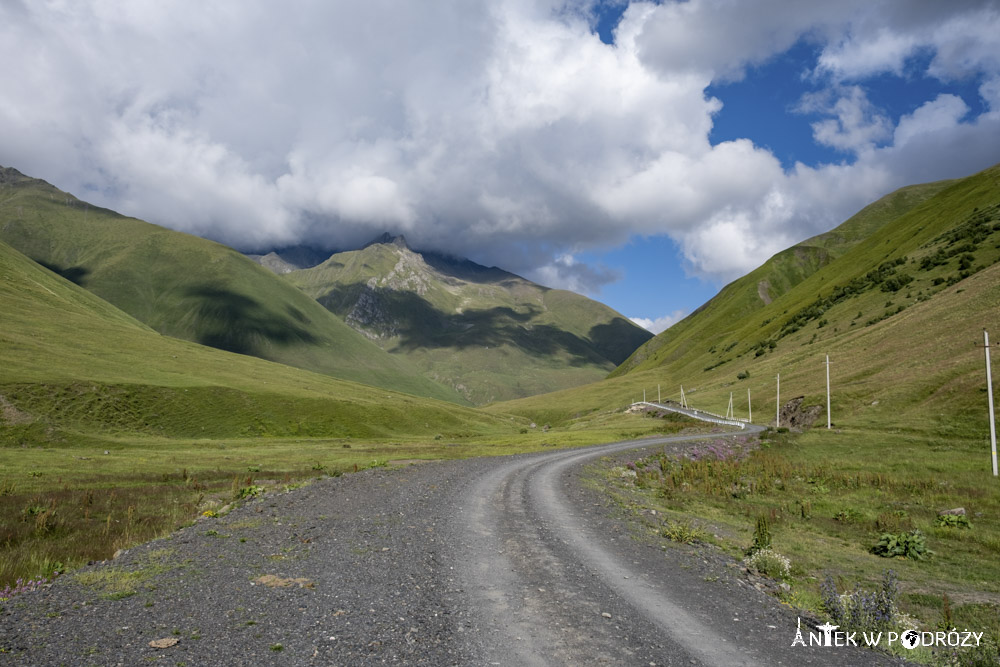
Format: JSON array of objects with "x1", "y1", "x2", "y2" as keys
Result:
[
  {"x1": 0, "y1": 236, "x2": 526, "y2": 583},
  {"x1": 0, "y1": 238, "x2": 507, "y2": 441},
  {"x1": 494, "y1": 163, "x2": 1000, "y2": 435},
  {"x1": 0, "y1": 167, "x2": 462, "y2": 403},
  {"x1": 285, "y1": 236, "x2": 652, "y2": 404},
  {"x1": 613, "y1": 178, "x2": 956, "y2": 378}
]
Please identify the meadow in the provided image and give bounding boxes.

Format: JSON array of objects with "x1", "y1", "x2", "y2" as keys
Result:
[{"x1": 597, "y1": 413, "x2": 1000, "y2": 663}]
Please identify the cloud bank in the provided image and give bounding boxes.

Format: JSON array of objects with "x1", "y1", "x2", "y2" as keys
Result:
[{"x1": 1, "y1": 0, "x2": 998, "y2": 290}]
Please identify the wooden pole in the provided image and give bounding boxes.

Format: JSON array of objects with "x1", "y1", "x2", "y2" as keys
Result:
[
  {"x1": 776, "y1": 373, "x2": 780, "y2": 428},
  {"x1": 985, "y1": 330, "x2": 997, "y2": 476}
]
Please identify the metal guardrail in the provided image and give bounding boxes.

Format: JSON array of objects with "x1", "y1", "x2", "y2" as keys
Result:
[{"x1": 632, "y1": 401, "x2": 747, "y2": 430}]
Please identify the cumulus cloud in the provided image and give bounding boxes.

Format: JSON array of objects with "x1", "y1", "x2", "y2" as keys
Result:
[
  {"x1": 630, "y1": 311, "x2": 687, "y2": 334},
  {"x1": 0, "y1": 0, "x2": 998, "y2": 292},
  {"x1": 797, "y1": 86, "x2": 893, "y2": 154}
]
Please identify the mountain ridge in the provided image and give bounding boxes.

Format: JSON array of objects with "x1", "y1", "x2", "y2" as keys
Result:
[
  {"x1": 286, "y1": 236, "x2": 653, "y2": 404},
  {"x1": 0, "y1": 166, "x2": 465, "y2": 404}
]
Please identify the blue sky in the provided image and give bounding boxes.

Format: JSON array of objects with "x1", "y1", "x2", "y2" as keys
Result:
[
  {"x1": 584, "y1": 20, "x2": 996, "y2": 330},
  {"x1": 2, "y1": 1, "x2": 999, "y2": 333}
]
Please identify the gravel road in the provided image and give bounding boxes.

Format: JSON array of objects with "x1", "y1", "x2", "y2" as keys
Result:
[{"x1": 0, "y1": 431, "x2": 905, "y2": 666}]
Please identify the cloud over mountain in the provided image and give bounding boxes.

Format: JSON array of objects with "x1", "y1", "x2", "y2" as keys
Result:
[{"x1": 2, "y1": 0, "x2": 998, "y2": 289}]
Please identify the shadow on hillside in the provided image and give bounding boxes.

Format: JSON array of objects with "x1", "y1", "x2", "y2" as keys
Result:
[
  {"x1": 182, "y1": 286, "x2": 317, "y2": 355},
  {"x1": 589, "y1": 318, "x2": 654, "y2": 365},
  {"x1": 36, "y1": 260, "x2": 90, "y2": 286},
  {"x1": 321, "y1": 283, "x2": 610, "y2": 367},
  {"x1": 421, "y1": 252, "x2": 519, "y2": 286}
]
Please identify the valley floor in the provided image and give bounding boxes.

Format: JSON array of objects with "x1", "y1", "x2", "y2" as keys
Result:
[{"x1": 0, "y1": 434, "x2": 902, "y2": 666}]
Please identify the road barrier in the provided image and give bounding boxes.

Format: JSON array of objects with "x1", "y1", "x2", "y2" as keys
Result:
[{"x1": 632, "y1": 401, "x2": 747, "y2": 430}]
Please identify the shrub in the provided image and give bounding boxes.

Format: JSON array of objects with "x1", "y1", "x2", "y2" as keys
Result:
[
  {"x1": 736, "y1": 370, "x2": 750, "y2": 380},
  {"x1": 749, "y1": 514, "x2": 771, "y2": 554},
  {"x1": 821, "y1": 570, "x2": 903, "y2": 634},
  {"x1": 871, "y1": 530, "x2": 932, "y2": 560},
  {"x1": 661, "y1": 519, "x2": 708, "y2": 544},
  {"x1": 935, "y1": 514, "x2": 972, "y2": 529},
  {"x1": 834, "y1": 508, "x2": 863, "y2": 523},
  {"x1": 743, "y1": 548, "x2": 790, "y2": 579}
]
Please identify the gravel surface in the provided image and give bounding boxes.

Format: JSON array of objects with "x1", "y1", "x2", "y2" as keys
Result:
[{"x1": 0, "y1": 432, "x2": 908, "y2": 666}]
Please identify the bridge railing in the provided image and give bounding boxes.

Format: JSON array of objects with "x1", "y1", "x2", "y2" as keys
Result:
[{"x1": 632, "y1": 401, "x2": 747, "y2": 430}]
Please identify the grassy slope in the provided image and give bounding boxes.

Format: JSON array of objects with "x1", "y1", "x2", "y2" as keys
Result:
[
  {"x1": 0, "y1": 167, "x2": 462, "y2": 404},
  {"x1": 0, "y1": 239, "x2": 505, "y2": 441},
  {"x1": 613, "y1": 178, "x2": 955, "y2": 377},
  {"x1": 496, "y1": 164, "x2": 1000, "y2": 432},
  {"x1": 286, "y1": 239, "x2": 652, "y2": 404}
]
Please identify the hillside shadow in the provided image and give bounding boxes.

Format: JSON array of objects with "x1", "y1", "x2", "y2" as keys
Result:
[
  {"x1": 422, "y1": 252, "x2": 522, "y2": 286},
  {"x1": 183, "y1": 286, "x2": 317, "y2": 355},
  {"x1": 322, "y1": 284, "x2": 608, "y2": 366},
  {"x1": 36, "y1": 260, "x2": 90, "y2": 286},
  {"x1": 589, "y1": 318, "x2": 654, "y2": 364}
]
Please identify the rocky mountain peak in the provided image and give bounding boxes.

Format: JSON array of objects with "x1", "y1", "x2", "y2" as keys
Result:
[{"x1": 364, "y1": 232, "x2": 410, "y2": 250}]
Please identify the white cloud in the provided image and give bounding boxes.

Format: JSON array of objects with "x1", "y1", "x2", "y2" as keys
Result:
[
  {"x1": 798, "y1": 86, "x2": 893, "y2": 154},
  {"x1": 0, "y1": 0, "x2": 998, "y2": 292},
  {"x1": 630, "y1": 311, "x2": 687, "y2": 335},
  {"x1": 530, "y1": 253, "x2": 622, "y2": 294}
]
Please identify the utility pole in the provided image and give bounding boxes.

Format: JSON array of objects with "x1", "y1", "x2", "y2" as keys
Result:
[
  {"x1": 748, "y1": 387, "x2": 752, "y2": 423},
  {"x1": 826, "y1": 354, "x2": 832, "y2": 430},
  {"x1": 726, "y1": 392, "x2": 734, "y2": 420},
  {"x1": 643, "y1": 389, "x2": 646, "y2": 403},
  {"x1": 680, "y1": 385, "x2": 687, "y2": 409},
  {"x1": 982, "y1": 330, "x2": 997, "y2": 477},
  {"x1": 776, "y1": 373, "x2": 780, "y2": 428},
  {"x1": 658, "y1": 384, "x2": 661, "y2": 403}
]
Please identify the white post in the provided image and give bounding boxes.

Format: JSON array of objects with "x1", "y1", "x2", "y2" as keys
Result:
[
  {"x1": 826, "y1": 354, "x2": 832, "y2": 430},
  {"x1": 643, "y1": 389, "x2": 646, "y2": 403},
  {"x1": 658, "y1": 384, "x2": 661, "y2": 403},
  {"x1": 985, "y1": 330, "x2": 997, "y2": 477},
  {"x1": 727, "y1": 392, "x2": 734, "y2": 419},
  {"x1": 748, "y1": 388, "x2": 752, "y2": 423},
  {"x1": 776, "y1": 373, "x2": 780, "y2": 428}
]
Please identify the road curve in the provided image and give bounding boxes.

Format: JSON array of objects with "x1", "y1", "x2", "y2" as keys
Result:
[
  {"x1": 446, "y1": 428, "x2": 900, "y2": 666},
  {"x1": 0, "y1": 428, "x2": 905, "y2": 665}
]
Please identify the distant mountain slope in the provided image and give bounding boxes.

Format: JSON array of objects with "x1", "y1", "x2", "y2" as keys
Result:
[
  {"x1": 0, "y1": 238, "x2": 504, "y2": 440},
  {"x1": 493, "y1": 163, "x2": 1000, "y2": 434},
  {"x1": 0, "y1": 167, "x2": 463, "y2": 404},
  {"x1": 613, "y1": 176, "x2": 957, "y2": 377},
  {"x1": 286, "y1": 236, "x2": 653, "y2": 404}
]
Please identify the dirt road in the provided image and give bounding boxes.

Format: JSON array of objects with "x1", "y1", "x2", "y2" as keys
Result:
[{"x1": 0, "y1": 432, "x2": 903, "y2": 665}]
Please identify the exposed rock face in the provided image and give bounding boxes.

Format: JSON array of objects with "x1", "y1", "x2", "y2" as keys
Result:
[
  {"x1": 757, "y1": 280, "x2": 772, "y2": 305},
  {"x1": 368, "y1": 248, "x2": 432, "y2": 296},
  {"x1": 346, "y1": 286, "x2": 398, "y2": 338},
  {"x1": 776, "y1": 396, "x2": 822, "y2": 430},
  {"x1": 248, "y1": 252, "x2": 298, "y2": 275}
]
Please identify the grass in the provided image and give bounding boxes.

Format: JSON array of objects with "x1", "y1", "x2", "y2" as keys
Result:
[
  {"x1": 0, "y1": 408, "x2": 685, "y2": 586},
  {"x1": 0, "y1": 166, "x2": 462, "y2": 403},
  {"x1": 598, "y1": 426, "x2": 1000, "y2": 661}
]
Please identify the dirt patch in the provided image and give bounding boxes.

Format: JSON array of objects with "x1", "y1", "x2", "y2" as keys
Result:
[
  {"x1": 253, "y1": 575, "x2": 314, "y2": 588},
  {"x1": 757, "y1": 280, "x2": 772, "y2": 305},
  {"x1": 0, "y1": 395, "x2": 32, "y2": 425},
  {"x1": 777, "y1": 396, "x2": 823, "y2": 430}
]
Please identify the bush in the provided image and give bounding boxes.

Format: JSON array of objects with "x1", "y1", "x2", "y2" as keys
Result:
[
  {"x1": 743, "y1": 548, "x2": 790, "y2": 579},
  {"x1": 661, "y1": 519, "x2": 708, "y2": 544},
  {"x1": 821, "y1": 570, "x2": 903, "y2": 635},
  {"x1": 935, "y1": 514, "x2": 972, "y2": 529},
  {"x1": 736, "y1": 370, "x2": 750, "y2": 380},
  {"x1": 871, "y1": 530, "x2": 932, "y2": 560}
]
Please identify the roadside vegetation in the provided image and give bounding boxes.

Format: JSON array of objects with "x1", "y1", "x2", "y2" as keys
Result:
[{"x1": 599, "y1": 421, "x2": 1000, "y2": 664}]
